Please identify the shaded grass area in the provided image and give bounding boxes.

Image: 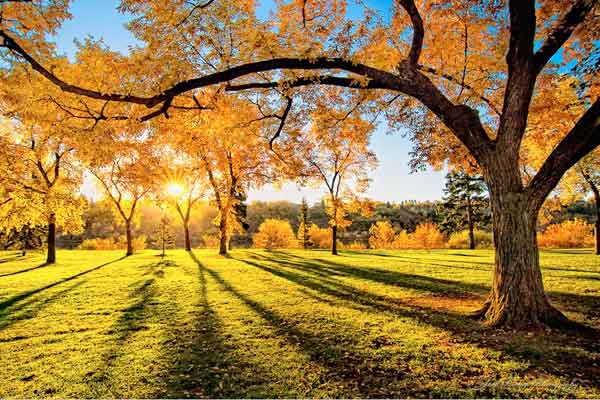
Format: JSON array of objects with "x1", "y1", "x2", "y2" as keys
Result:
[{"x1": 0, "y1": 249, "x2": 598, "y2": 398}]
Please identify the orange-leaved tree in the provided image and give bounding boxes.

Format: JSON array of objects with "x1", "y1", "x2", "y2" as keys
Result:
[
  {"x1": 85, "y1": 138, "x2": 156, "y2": 257},
  {"x1": 2, "y1": 0, "x2": 599, "y2": 327},
  {"x1": 296, "y1": 99, "x2": 377, "y2": 255}
]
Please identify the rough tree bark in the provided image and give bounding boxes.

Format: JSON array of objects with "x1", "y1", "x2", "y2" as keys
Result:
[
  {"x1": 46, "y1": 212, "x2": 56, "y2": 264},
  {"x1": 472, "y1": 156, "x2": 570, "y2": 328}
]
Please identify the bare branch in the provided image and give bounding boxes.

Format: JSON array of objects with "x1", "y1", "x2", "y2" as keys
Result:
[
  {"x1": 175, "y1": 0, "x2": 216, "y2": 28},
  {"x1": 269, "y1": 96, "x2": 293, "y2": 150}
]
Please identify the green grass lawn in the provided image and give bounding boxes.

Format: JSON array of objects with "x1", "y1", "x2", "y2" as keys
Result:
[{"x1": 0, "y1": 248, "x2": 598, "y2": 398}]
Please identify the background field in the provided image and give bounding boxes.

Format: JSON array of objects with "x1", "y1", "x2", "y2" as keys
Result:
[{"x1": 0, "y1": 249, "x2": 598, "y2": 398}]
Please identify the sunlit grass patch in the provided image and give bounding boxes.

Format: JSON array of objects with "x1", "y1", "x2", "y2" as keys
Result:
[{"x1": 0, "y1": 248, "x2": 598, "y2": 398}]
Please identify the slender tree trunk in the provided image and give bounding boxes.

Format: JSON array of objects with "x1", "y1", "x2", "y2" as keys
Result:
[
  {"x1": 125, "y1": 221, "x2": 133, "y2": 256},
  {"x1": 331, "y1": 225, "x2": 338, "y2": 255},
  {"x1": 46, "y1": 212, "x2": 56, "y2": 264},
  {"x1": 161, "y1": 225, "x2": 165, "y2": 257},
  {"x1": 466, "y1": 197, "x2": 475, "y2": 249},
  {"x1": 219, "y1": 212, "x2": 228, "y2": 256},
  {"x1": 184, "y1": 221, "x2": 191, "y2": 252},
  {"x1": 473, "y1": 189, "x2": 568, "y2": 328}
]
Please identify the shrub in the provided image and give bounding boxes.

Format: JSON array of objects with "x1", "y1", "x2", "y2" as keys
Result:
[
  {"x1": 79, "y1": 238, "x2": 114, "y2": 250},
  {"x1": 538, "y1": 219, "x2": 594, "y2": 248},
  {"x1": 392, "y1": 230, "x2": 413, "y2": 249},
  {"x1": 79, "y1": 235, "x2": 146, "y2": 250},
  {"x1": 391, "y1": 222, "x2": 446, "y2": 249},
  {"x1": 201, "y1": 233, "x2": 219, "y2": 248},
  {"x1": 307, "y1": 224, "x2": 332, "y2": 249},
  {"x1": 344, "y1": 241, "x2": 367, "y2": 250},
  {"x1": 447, "y1": 230, "x2": 494, "y2": 249},
  {"x1": 253, "y1": 219, "x2": 297, "y2": 249},
  {"x1": 410, "y1": 222, "x2": 446, "y2": 249},
  {"x1": 368, "y1": 220, "x2": 396, "y2": 249}
]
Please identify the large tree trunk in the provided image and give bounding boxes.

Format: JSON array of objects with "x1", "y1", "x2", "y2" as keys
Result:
[
  {"x1": 46, "y1": 212, "x2": 56, "y2": 264},
  {"x1": 474, "y1": 189, "x2": 568, "y2": 328},
  {"x1": 466, "y1": 196, "x2": 475, "y2": 250},
  {"x1": 591, "y1": 185, "x2": 600, "y2": 256},
  {"x1": 331, "y1": 225, "x2": 338, "y2": 255},
  {"x1": 125, "y1": 221, "x2": 133, "y2": 256},
  {"x1": 218, "y1": 213, "x2": 228, "y2": 256},
  {"x1": 184, "y1": 222, "x2": 192, "y2": 252}
]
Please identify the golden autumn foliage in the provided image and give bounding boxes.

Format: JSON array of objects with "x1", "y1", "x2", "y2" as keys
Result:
[
  {"x1": 368, "y1": 221, "x2": 396, "y2": 249},
  {"x1": 307, "y1": 224, "x2": 332, "y2": 249},
  {"x1": 0, "y1": 0, "x2": 598, "y2": 327},
  {"x1": 79, "y1": 235, "x2": 147, "y2": 251},
  {"x1": 537, "y1": 219, "x2": 594, "y2": 249},
  {"x1": 253, "y1": 219, "x2": 297, "y2": 250},
  {"x1": 344, "y1": 241, "x2": 367, "y2": 250},
  {"x1": 411, "y1": 223, "x2": 446, "y2": 249},
  {"x1": 368, "y1": 220, "x2": 446, "y2": 249},
  {"x1": 393, "y1": 222, "x2": 446, "y2": 250},
  {"x1": 447, "y1": 230, "x2": 494, "y2": 249}
]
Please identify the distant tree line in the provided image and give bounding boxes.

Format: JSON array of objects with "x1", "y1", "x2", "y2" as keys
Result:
[{"x1": 2, "y1": 194, "x2": 594, "y2": 253}]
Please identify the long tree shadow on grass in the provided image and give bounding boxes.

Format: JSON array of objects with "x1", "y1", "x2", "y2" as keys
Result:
[
  {"x1": 263, "y1": 251, "x2": 489, "y2": 298},
  {"x1": 0, "y1": 279, "x2": 89, "y2": 332},
  {"x1": 87, "y1": 277, "x2": 159, "y2": 394},
  {"x1": 273, "y1": 251, "x2": 600, "y2": 326},
  {"x1": 157, "y1": 251, "x2": 273, "y2": 398},
  {"x1": 0, "y1": 256, "x2": 126, "y2": 330},
  {"x1": 269, "y1": 251, "x2": 600, "y2": 325},
  {"x1": 343, "y1": 250, "x2": 495, "y2": 269},
  {"x1": 241, "y1": 251, "x2": 600, "y2": 391},
  {"x1": 0, "y1": 252, "x2": 29, "y2": 264},
  {"x1": 0, "y1": 262, "x2": 50, "y2": 277},
  {"x1": 189, "y1": 252, "x2": 433, "y2": 397}
]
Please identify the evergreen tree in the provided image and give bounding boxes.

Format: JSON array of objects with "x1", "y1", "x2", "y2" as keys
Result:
[
  {"x1": 297, "y1": 198, "x2": 311, "y2": 249},
  {"x1": 229, "y1": 188, "x2": 250, "y2": 250},
  {"x1": 232, "y1": 188, "x2": 250, "y2": 232},
  {"x1": 439, "y1": 172, "x2": 490, "y2": 249}
]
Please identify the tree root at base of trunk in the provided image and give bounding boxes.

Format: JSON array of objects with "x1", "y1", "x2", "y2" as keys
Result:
[{"x1": 467, "y1": 296, "x2": 585, "y2": 331}]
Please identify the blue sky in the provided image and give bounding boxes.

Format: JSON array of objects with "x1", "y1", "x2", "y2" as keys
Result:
[{"x1": 57, "y1": 1, "x2": 446, "y2": 204}]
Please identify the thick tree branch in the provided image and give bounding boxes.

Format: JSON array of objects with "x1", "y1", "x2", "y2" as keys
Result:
[
  {"x1": 506, "y1": 0, "x2": 536, "y2": 67},
  {"x1": 527, "y1": 98, "x2": 600, "y2": 210},
  {"x1": 226, "y1": 75, "x2": 387, "y2": 91},
  {"x1": 496, "y1": 0, "x2": 536, "y2": 151},
  {"x1": 0, "y1": 27, "x2": 492, "y2": 162},
  {"x1": 1, "y1": 30, "x2": 392, "y2": 106},
  {"x1": 533, "y1": 0, "x2": 596, "y2": 74},
  {"x1": 397, "y1": 0, "x2": 424, "y2": 66}
]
